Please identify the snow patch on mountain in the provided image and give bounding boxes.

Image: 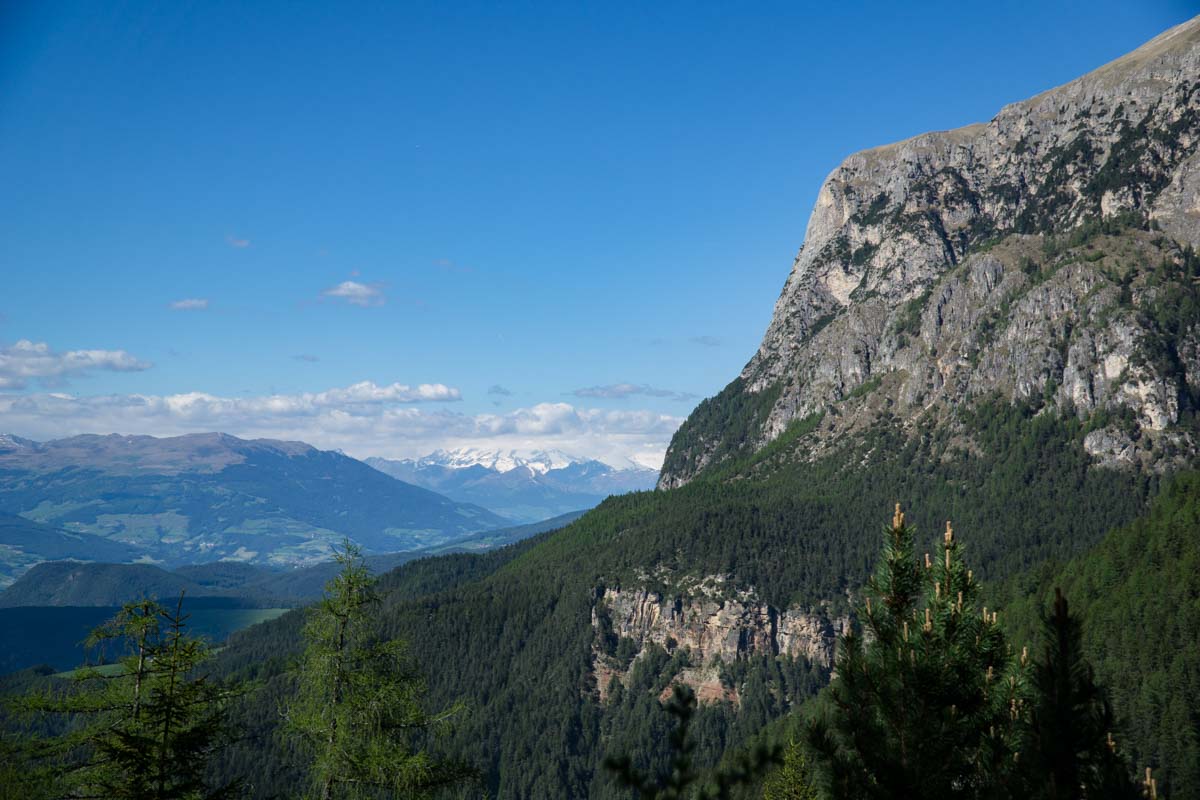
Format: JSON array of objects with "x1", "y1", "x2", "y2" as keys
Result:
[
  {"x1": 0, "y1": 434, "x2": 38, "y2": 452},
  {"x1": 366, "y1": 447, "x2": 660, "y2": 523},
  {"x1": 416, "y1": 447, "x2": 602, "y2": 475}
]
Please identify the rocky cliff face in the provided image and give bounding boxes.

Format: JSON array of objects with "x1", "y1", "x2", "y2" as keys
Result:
[
  {"x1": 661, "y1": 17, "x2": 1200, "y2": 487},
  {"x1": 590, "y1": 578, "x2": 847, "y2": 703}
]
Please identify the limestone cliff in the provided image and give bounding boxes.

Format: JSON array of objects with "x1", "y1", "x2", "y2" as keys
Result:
[
  {"x1": 590, "y1": 577, "x2": 847, "y2": 704},
  {"x1": 661, "y1": 17, "x2": 1200, "y2": 487}
]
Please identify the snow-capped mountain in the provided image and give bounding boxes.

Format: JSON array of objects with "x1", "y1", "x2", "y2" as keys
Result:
[
  {"x1": 0, "y1": 434, "x2": 38, "y2": 453},
  {"x1": 414, "y1": 448, "x2": 582, "y2": 475},
  {"x1": 366, "y1": 448, "x2": 659, "y2": 523}
]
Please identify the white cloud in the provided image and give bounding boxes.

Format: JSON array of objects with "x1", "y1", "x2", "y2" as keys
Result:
[
  {"x1": 169, "y1": 298, "x2": 210, "y2": 310},
  {"x1": 0, "y1": 387, "x2": 682, "y2": 469},
  {"x1": 322, "y1": 281, "x2": 384, "y2": 307},
  {"x1": 308, "y1": 381, "x2": 461, "y2": 405},
  {"x1": 0, "y1": 340, "x2": 152, "y2": 390}
]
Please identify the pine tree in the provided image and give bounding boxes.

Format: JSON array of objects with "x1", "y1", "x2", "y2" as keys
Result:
[
  {"x1": 283, "y1": 540, "x2": 473, "y2": 800},
  {"x1": 761, "y1": 738, "x2": 818, "y2": 800},
  {"x1": 808, "y1": 505, "x2": 1026, "y2": 800},
  {"x1": 1016, "y1": 588, "x2": 1140, "y2": 800},
  {"x1": 7, "y1": 594, "x2": 242, "y2": 799}
]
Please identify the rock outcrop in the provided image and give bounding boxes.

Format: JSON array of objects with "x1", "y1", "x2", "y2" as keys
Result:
[
  {"x1": 661, "y1": 17, "x2": 1200, "y2": 487},
  {"x1": 590, "y1": 579, "x2": 847, "y2": 704}
]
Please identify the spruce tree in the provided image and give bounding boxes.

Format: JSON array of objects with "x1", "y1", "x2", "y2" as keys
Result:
[
  {"x1": 808, "y1": 505, "x2": 1026, "y2": 800},
  {"x1": 284, "y1": 540, "x2": 473, "y2": 800},
  {"x1": 1017, "y1": 588, "x2": 1140, "y2": 800},
  {"x1": 7, "y1": 594, "x2": 242, "y2": 799}
]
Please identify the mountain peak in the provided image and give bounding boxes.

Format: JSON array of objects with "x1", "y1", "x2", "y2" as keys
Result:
[
  {"x1": 366, "y1": 448, "x2": 659, "y2": 523},
  {"x1": 660, "y1": 16, "x2": 1200, "y2": 488}
]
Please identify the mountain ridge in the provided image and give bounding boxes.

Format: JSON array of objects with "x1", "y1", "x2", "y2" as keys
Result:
[
  {"x1": 0, "y1": 431, "x2": 508, "y2": 573},
  {"x1": 0, "y1": 431, "x2": 316, "y2": 475},
  {"x1": 0, "y1": 512, "x2": 143, "y2": 586}
]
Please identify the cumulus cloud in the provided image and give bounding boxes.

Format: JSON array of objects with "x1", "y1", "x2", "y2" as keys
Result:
[
  {"x1": 311, "y1": 381, "x2": 460, "y2": 404},
  {"x1": 487, "y1": 384, "x2": 513, "y2": 396},
  {"x1": 109, "y1": 382, "x2": 461, "y2": 416},
  {"x1": 322, "y1": 280, "x2": 385, "y2": 307},
  {"x1": 0, "y1": 388, "x2": 681, "y2": 469},
  {"x1": 0, "y1": 340, "x2": 152, "y2": 390},
  {"x1": 169, "y1": 298, "x2": 209, "y2": 311},
  {"x1": 572, "y1": 383, "x2": 697, "y2": 402}
]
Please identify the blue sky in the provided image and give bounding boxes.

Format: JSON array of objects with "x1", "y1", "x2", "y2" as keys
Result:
[{"x1": 1, "y1": 0, "x2": 1195, "y2": 466}]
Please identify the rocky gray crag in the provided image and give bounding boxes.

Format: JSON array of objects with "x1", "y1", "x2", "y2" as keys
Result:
[
  {"x1": 589, "y1": 577, "x2": 847, "y2": 705},
  {"x1": 661, "y1": 17, "x2": 1200, "y2": 488}
]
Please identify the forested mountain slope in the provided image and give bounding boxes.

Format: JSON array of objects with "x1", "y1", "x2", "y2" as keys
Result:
[
  {"x1": 0, "y1": 512, "x2": 140, "y2": 587},
  {"x1": 0, "y1": 561, "x2": 230, "y2": 608},
  {"x1": 1001, "y1": 471, "x2": 1200, "y2": 796},
  {"x1": 209, "y1": 402, "x2": 1163, "y2": 797}
]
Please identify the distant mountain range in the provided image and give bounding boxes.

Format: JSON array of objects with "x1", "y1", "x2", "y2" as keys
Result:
[
  {"x1": 0, "y1": 432, "x2": 508, "y2": 582},
  {"x1": 365, "y1": 447, "x2": 659, "y2": 522},
  {"x1": 403, "y1": 447, "x2": 585, "y2": 473}
]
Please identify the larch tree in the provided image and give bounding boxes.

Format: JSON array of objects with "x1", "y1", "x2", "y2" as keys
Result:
[
  {"x1": 7, "y1": 594, "x2": 242, "y2": 800},
  {"x1": 284, "y1": 540, "x2": 473, "y2": 800}
]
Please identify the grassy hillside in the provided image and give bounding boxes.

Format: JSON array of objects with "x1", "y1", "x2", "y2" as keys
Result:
[{"x1": 0, "y1": 513, "x2": 141, "y2": 587}]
